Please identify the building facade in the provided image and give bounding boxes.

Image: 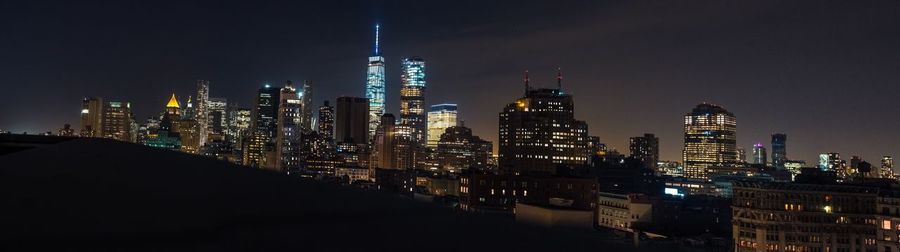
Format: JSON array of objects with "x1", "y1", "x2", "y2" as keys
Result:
[
  {"x1": 195, "y1": 79, "x2": 210, "y2": 148},
  {"x1": 400, "y1": 57, "x2": 427, "y2": 147},
  {"x1": 682, "y1": 103, "x2": 738, "y2": 180},
  {"x1": 435, "y1": 125, "x2": 493, "y2": 173},
  {"x1": 276, "y1": 81, "x2": 302, "y2": 172},
  {"x1": 772, "y1": 133, "x2": 787, "y2": 170},
  {"x1": 426, "y1": 103, "x2": 458, "y2": 148},
  {"x1": 101, "y1": 101, "x2": 133, "y2": 142},
  {"x1": 629, "y1": 133, "x2": 659, "y2": 172},
  {"x1": 246, "y1": 84, "x2": 280, "y2": 168},
  {"x1": 80, "y1": 97, "x2": 104, "y2": 137},
  {"x1": 318, "y1": 100, "x2": 335, "y2": 142},
  {"x1": 752, "y1": 143, "x2": 768, "y2": 165},
  {"x1": 366, "y1": 24, "x2": 386, "y2": 141},
  {"x1": 335, "y1": 96, "x2": 369, "y2": 145}
]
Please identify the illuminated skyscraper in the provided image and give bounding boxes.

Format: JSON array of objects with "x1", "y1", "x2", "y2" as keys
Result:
[
  {"x1": 771, "y1": 133, "x2": 787, "y2": 170},
  {"x1": 300, "y1": 80, "x2": 314, "y2": 132},
  {"x1": 246, "y1": 84, "x2": 281, "y2": 168},
  {"x1": 276, "y1": 81, "x2": 302, "y2": 172},
  {"x1": 883, "y1": 156, "x2": 895, "y2": 179},
  {"x1": 208, "y1": 98, "x2": 227, "y2": 136},
  {"x1": 498, "y1": 70, "x2": 592, "y2": 175},
  {"x1": 366, "y1": 24, "x2": 386, "y2": 141},
  {"x1": 400, "y1": 57, "x2": 427, "y2": 147},
  {"x1": 629, "y1": 133, "x2": 659, "y2": 171},
  {"x1": 751, "y1": 143, "x2": 767, "y2": 165},
  {"x1": 426, "y1": 104, "x2": 458, "y2": 148},
  {"x1": 195, "y1": 80, "x2": 210, "y2": 147},
  {"x1": 435, "y1": 125, "x2": 492, "y2": 173},
  {"x1": 682, "y1": 103, "x2": 737, "y2": 180},
  {"x1": 79, "y1": 97, "x2": 104, "y2": 137},
  {"x1": 819, "y1": 152, "x2": 849, "y2": 180},
  {"x1": 102, "y1": 101, "x2": 134, "y2": 142},
  {"x1": 318, "y1": 100, "x2": 334, "y2": 141}
]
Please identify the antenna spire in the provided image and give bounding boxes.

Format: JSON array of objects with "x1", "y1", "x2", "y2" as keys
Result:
[
  {"x1": 556, "y1": 67, "x2": 562, "y2": 89},
  {"x1": 374, "y1": 24, "x2": 381, "y2": 56},
  {"x1": 524, "y1": 70, "x2": 530, "y2": 93}
]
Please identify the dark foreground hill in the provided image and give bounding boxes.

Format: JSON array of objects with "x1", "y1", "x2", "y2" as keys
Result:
[{"x1": 0, "y1": 136, "x2": 650, "y2": 251}]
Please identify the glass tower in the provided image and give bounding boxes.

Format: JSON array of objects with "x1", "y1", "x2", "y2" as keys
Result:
[
  {"x1": 400, "y1": 57, "x2": 427, "y2": 146},
  {"x1": 771, "y1": 133, "x2": 787, "y2": 170},
  {"x1": 426, "y1": 104, "x2": 458, "y2": 148},
  {"x1": 682, "y1": 103, "x2": 737, "y2": 180},
  {"x1": 366, "y1": 24, "x2": 386, "y2": 142}
]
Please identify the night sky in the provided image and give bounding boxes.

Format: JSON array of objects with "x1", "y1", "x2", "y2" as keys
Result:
[{"x1": 2, "y1": 0, "x2": 899, "y2": 165}]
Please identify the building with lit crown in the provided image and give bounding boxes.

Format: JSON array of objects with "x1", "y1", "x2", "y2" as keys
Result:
[
  {"x1": 366, "y1": 24, "x2": 386, "y2": 141},
  {"x1": 427, "y1": 103, "x2": 458, "y2": 148},
  {"x1": 246, "y1": 84, "x2": 280, "y2": 168},
  {"x1": 276, "y1": 81, "x2": 302, "y2": 172},
  {"x1": 682, "y1": 103, "x2": 738, "y2": 180},
  {"x1": 498, "y1": 71, "x2": 592, "y2": 176}
]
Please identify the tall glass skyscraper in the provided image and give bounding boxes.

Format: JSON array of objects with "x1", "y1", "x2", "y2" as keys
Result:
[
  {"x1": 771, "y1": 133, "x2": 787, "y2": 170},
  {"x1": 400, "y1": 57, "x2": 427, "y2": 146},
  {"x1": 366, "y1": 24, "x2": 386, "y2": 142},
  {"x1": 751, "y1": 143, "x2": 767, "y2": 165},
  {"x1": 682, "y1": 103, "x2": 737, "y2": 180},
  {"x1": 427, "y1": 104, "x2": 458, "y2": 148}
]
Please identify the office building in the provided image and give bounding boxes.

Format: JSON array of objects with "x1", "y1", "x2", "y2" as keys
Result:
[
  {"x1": 275, "y1": 81, "x2": 302, "y2": 172},
  {"x1": 371, "y1": 114, "x2": 398, "y2": 170},
  {"x1": 79, "y1": 97, "x2": 104, "y2": 137},
  {"x1": 335, "y1": 96, "x2": 369, "y2": 145},
  {"x1": 318, "y1": 100, "x2": 334, "y2": 142},
  {"x1": 629, "y1": 133, "x2": 659, "y2": 172},
  {"x1": 366, "y1": 24, "x2": 386, "y2": 141},
  {"x1": 435, "y1": 125, "x2": 492, "y2": 173},
  {"x1": 498, "y1": 70, "x2": 592, "y2": 175},
  {"x1": 682, "y1": 103, "x2": 737, "y2": 180},
  {"x1": 427, "y1": 104, "x2": 458, "y2": 148},
  {"x1": 771, "y1": 133, "x2": 787, "y2": 170},
  {"x1": 819, "y1": 153, "x2": 850, "y2": 181},
  {"x1": 300, "y1": 80, "x2": 313, "y2": 132},
  {"x1": 751, "y1": 143, "x2": 767, "y2": 165},
  {"x1": 400, "y1": 57, "x2": 427, "y2": 146},
  {"x1": 737, "y1": 147, "x2": 747, "y2": 164},
  {"x1": 195, "y1": 80, "x2": 210, "y2": 147},
  {"x1": 207, "y1": 98, "x2": 227, "y2": 136},
  {"x1": 246, "y1": 84, "x2": 280, "y2": 168},
  {"x1": 101, "y1": 101, "x2": 133, "y2": 142}
]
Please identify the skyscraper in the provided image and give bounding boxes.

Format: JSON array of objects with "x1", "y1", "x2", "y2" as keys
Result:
[
  {"x1": 771, "y1": 133, "x2": 787, "y2": 170},
  {"x1": 79, "y1": 97, "x2": 103, "y2": 137},
  {"x1": 335, "y1": 96, "x2": 369, "y2": 145},
  {"x1": 751, "y1": 143, "x2": 767, "y2": 165},
  {"x1": 366, "y1": 24, "x2": 386, "y2": 141},
  {"x1": 372, "y1": 114, "x2": 398, "y2": 169},
  {"x1": 101, "y1": 101, "x2": 134, "y2": 142},
  {"x1": 426, "y1": 104, "x2": 458, "y2": 148},
  {"x1": 208, "y1": 98, "x2": 228, "y2": 136},
  {"x1": 400, "y1": 57, "x2": 427, "y2": 146},
  {"x1": 629, "y1": 133, "x2": 659, "y2": 171},
  {"x1": 276, "y1": 81, "x2": 302, "y2": 172},
  {"x1": 246, "y1": 84, "x2": 281, "y2": 168},
  {"x1": 682, "y1": 103, "x2": 737, "y2": 180},
  {"x1": 318, "y1": 100, "x2": 334, "y2": 142},
  {"x1": 498, "y1": 71, "x2": 592, "y2": 175},
  {"x1": 300, "y1": 80, "x2": 314, "y2": 132},
  {"x1": 195, "y1": 80, "x2": 210, "y2": 147}
]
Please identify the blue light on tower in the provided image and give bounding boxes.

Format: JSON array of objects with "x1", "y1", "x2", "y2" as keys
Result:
[{"x1": 365, "y1": 23, "x2": 387, "y2": 140}]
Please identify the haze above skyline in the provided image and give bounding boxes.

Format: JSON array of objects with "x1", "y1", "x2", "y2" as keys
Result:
[{"x1": 1, "y1": 0, "x2": 899, "y2": 164}]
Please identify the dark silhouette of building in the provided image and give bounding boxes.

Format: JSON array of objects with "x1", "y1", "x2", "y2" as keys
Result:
[
  {"x1": 335, "y1": 96, "x2": 369, "y2": 145},
  {"x1": 629, "y1": 133, "x2": 659, "y2": 172},
  {"x1": 435, "y1": 125, "x2": 493, "y2": 173},
  {"x1": 771, "y1": 133, "x2": 787, "y2": 170}
]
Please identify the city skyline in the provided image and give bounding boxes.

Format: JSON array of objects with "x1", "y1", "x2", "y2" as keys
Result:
[{"x1": 2, "y1": 1, "x2": 899, "y2": 165}]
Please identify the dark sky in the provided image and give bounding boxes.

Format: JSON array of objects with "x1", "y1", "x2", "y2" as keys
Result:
[{"x1": 2, "y1": 0, "x2": 899, "y2": 164}]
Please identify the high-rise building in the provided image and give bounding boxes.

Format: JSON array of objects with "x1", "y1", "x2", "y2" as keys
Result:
[
  {"x1": 276, "y1": 81, "x2": 302, "y2": 172},
  {"x1": 751, "y1": 143, "x2": 767, "y2": 165},
  {"x1": 629, "y1": 133, "x2": 659, "y2": 171},
  {"x1": 435, "y1": 125, "x2": 492, "y2": 173},
  {"x1": 819, "y1": 152, "x2": 849, "y2": 180},
  {"x1": 102, "y1": 101, "x2": 134, "y2": 142},
  {"x1": 400, "y1": 57, "x2": 427, "y2": 146},
  {"x1": 195, "y1": 80, "x2": 210, "y2": 147},
  {"x1": 771, "y1": 133, "x2": 787, "y2": 170},
  {"x1": 498, "y1": 71, "x2": 592, "y2": 175},
  {"x1": 682, "y1": 103, "x2": 737, "y2": 180},
  {"x1": 335, "y1": 96, "x2": 369, "y2": 145},
  {"x1": 318, "y1": 100, "x2": 334, "y2": 141},
  {"x1": 426, "y1": 104, "x2": 458, "y2": 148},
  {"x1": 182, "y1": 96, "x2": 195, "y2": 120},
  {"x1": 883, "y1": 156, "x2": 895, "y2": 179},
  {"x1": 208, "y1": 98, "x2": 227, "y2": 136},
  {"x1": 737, "y1": 147, "x2": 747, "y2": 164},
  {"x1": 228, "y1": 107, "x2": 251, "y2": 153},
  {"x1": 366, "y1": 24, "x2": 386, "y2": 141},
  {"x1": 246, "y1": 84, "x2": 281, "y2": 168},
  {"x1": 79, "y1": 97, "x2": 103, "y2": 137},
  {"x1": 300, "y1": 80, "x2": 314, "y2": 132},
  {"x1": 372, "y1": 114, "x2": 398, "y2": 170}
]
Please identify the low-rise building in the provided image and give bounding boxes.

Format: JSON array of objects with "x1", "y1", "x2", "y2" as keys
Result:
[{"x1": 596, "y1": 192, "x2": 653, "y2": 233}]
